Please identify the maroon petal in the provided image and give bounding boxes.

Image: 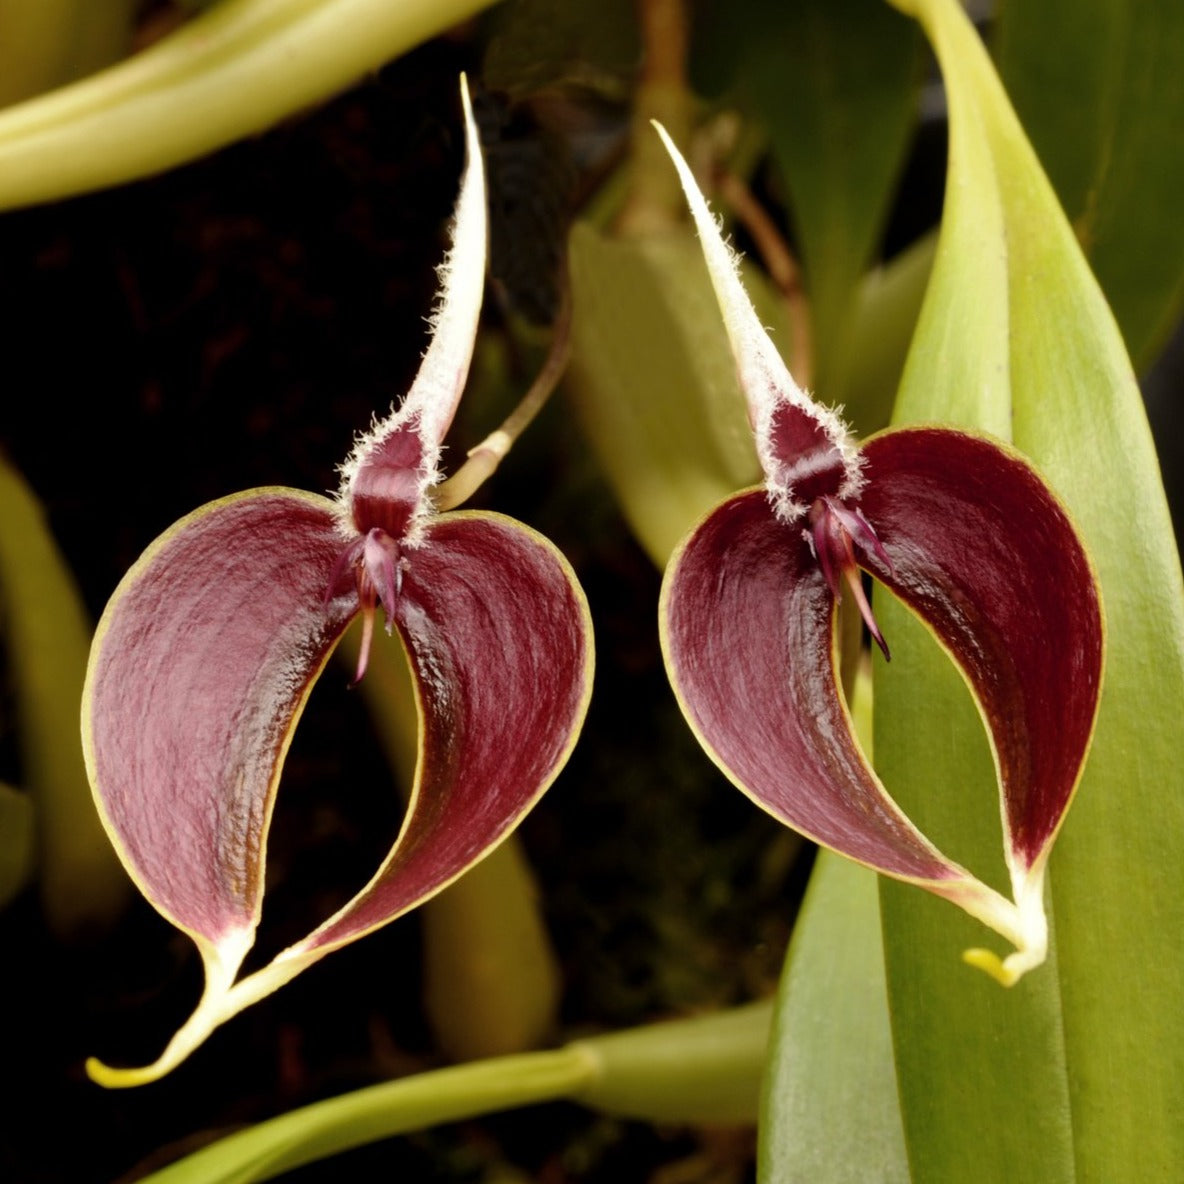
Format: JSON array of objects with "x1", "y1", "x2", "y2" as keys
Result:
[
  {"x1": 284, "y1": 509, "x2": 593, "y2": 958},
  {"x1": 82, "y1": 491, "x2": 355, "y2": 956},
  {"x1": 858, "y1": 427, "x2": 1103, "y2": 873},
  {"x1": 660, "y1": 488, "x2": 961, "y2": 885},
  {"x1": 85, "y1": 508, "x2": 591, "y2": 1086},
  {"x1": 661, "y1": 428, "x2": 1103, "y2": 984}
]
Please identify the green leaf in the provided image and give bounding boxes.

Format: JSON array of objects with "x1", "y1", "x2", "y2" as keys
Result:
[
  {"x1": 758, "y1": 853, "x2": 907, "y2": 1184},
  {"x1": 695, "y1": 0, "x2": 922, "y2": 401},
  {"x1": 878, "y1": 1, "x2": 1184, "y2": 1179},
  {"x1": 995, "y1": 0, "x2": 1184, "y2": 367},
  {"x1": 0, "y1": 455, "x2": 128, "y2": 936},
  {"x1": 566, "y1": 221, "x2": 764, "y2": 565},
  {"x1": 835, "y1": 232, "x2": 936, "y2": 436}
]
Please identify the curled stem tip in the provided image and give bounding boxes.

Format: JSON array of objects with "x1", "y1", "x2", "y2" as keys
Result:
[
  {"x1": 962, "y1": 945, "x2": 1043, "y2": 988},
  {"x1": 955, "y1": 866, "x2": 1050, "y2": 987}
]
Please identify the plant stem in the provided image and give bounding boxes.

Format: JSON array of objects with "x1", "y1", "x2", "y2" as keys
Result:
[
  {"x1": 0, "y1": 0, "x2": 498, "y2": 212},
  {"x1": 433, "y1": 284, "x2": 574, "y2": 512},
  {"x1": 141, "y1": 1047, "x2": 599, "y2": 1184},
  {"x1": 135, "y1": 1003, "x2": 772, "y2": 1184},
  {"x1": 0, "y1": 0, "x2": 137, "y2": 110},
  {"x1": 615, "y1": 0, "x2": 694, "y2": 237}
]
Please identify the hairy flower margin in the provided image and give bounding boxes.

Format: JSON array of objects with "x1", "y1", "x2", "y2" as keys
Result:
[
  {"x1": 82, "y1": 79, "x2": 593, "y2": 1087},
  {"x1": 653, "y1": 123, "x2": 1104, "y2": 986}
]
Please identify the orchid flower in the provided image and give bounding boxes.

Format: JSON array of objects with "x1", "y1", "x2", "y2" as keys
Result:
[
  {"x1": 81, "y1": 79, "x2": 593, "y2": 1087},
  {"x1": 653, "y1": 125, "x2": 1103, "y2": 987}
]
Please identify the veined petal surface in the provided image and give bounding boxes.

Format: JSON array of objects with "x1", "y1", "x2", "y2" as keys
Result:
[
  {"x1": 84, "y1": 506, "x2": 592, "y2": 1086},
  {"x1": 289, "y1": 510, "x2": 593, "y2": 957},
  {"x1": 860, "y1": 428, "x2": 1103, "y2": 874},
  {"x1": 660, "y1": 426, "x2": 1102, "y2": 911},
  {"x1": 82, "y1": 490, "x2": 354, "y2": 949},
  {"x1": 660, "y1": 487, "x2": 957, "y2": 885},
  {"x1": 82, "y1": 77, "x2": 596, "y2": 1087}
]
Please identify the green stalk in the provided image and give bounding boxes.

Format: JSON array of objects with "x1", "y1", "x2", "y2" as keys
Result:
[
  {"x1": 136, "y1": 1003, "x2": 772, "y2": 1184},
  {"x1": 0, "y1": 0, "x2": 498, "y2": 212},
  {"x1": 577, "y1": 1000, "x2": 770, "y2": 1125},
  {"x1": 141, "y1": 1047, "x2": 598, "y2": 1184}
]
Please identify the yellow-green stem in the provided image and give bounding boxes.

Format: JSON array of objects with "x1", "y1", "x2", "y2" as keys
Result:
[
  {"x1": 134, "y1": 1003, "x2": 771, "y2": 1184},
  {"x1": 434, "y1": 286, "x2": 574, "y2": 514},
  {"x1": 0, "y1": 0, "x2": 498, "y2": 212}
]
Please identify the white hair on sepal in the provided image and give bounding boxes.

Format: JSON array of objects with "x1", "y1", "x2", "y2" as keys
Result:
[
  {"x1": 335, "y1": 75, "x2": 487, "y2": 529},
  {"x1": 651, "y1": 120, "x2": 863, "y2": 515},
  {"x1": 836, "y1": 431, "x2": 867, "y2": 501}
]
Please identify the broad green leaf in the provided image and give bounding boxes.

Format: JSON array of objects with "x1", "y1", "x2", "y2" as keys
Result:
[
  {"x1": 694, "y1": 0, "x2": 922, "y2": 402},
  {"x1": 566, "y1": 221, "x2": 764, "y2": 565},
  {"x1": 995, "y1": 0, "x2": 1184, "y2": 367},
  {"x1": 877, "y1": 623, "x2": 1075, "y2": 1183},
  {"x1": 834, "y1": 232, "x2": 936, "y2": 436},
  {"x1": 0, "y1": 455, "x2": 129, "y2": 936},
  {"x1": 758, "y1": 853, "x2": 907, "y2": 1184},
  {"x1": 879, "y1": 1, "x2": 1184, "y2": 1179}
]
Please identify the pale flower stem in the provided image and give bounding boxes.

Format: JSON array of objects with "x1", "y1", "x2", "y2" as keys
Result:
[
  {"x1": 86, "y1": 928, "x2": 259, "y2": 1087},
  {"x1": 433, "y1": 284, "x2": 573, "y2": 512},
  {"x1": 715, "y1": 168, "x2": 815, "y2": 391},
  {"x1": 132, "y1": 1005, "x2": 771, "y2": 1183}
]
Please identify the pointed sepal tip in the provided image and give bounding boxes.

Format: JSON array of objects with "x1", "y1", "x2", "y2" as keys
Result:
[{"x1": 649, "y1": 119, "x2": 863, "y2": 520}]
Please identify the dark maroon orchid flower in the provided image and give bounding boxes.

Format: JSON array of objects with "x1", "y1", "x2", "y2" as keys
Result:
[
  {"x1": 654, "y1": 125, "x2": 1103, "y2": 985},
  {"x1": 82, "y1": 81, "x2": 593, "y2": 1087}
]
